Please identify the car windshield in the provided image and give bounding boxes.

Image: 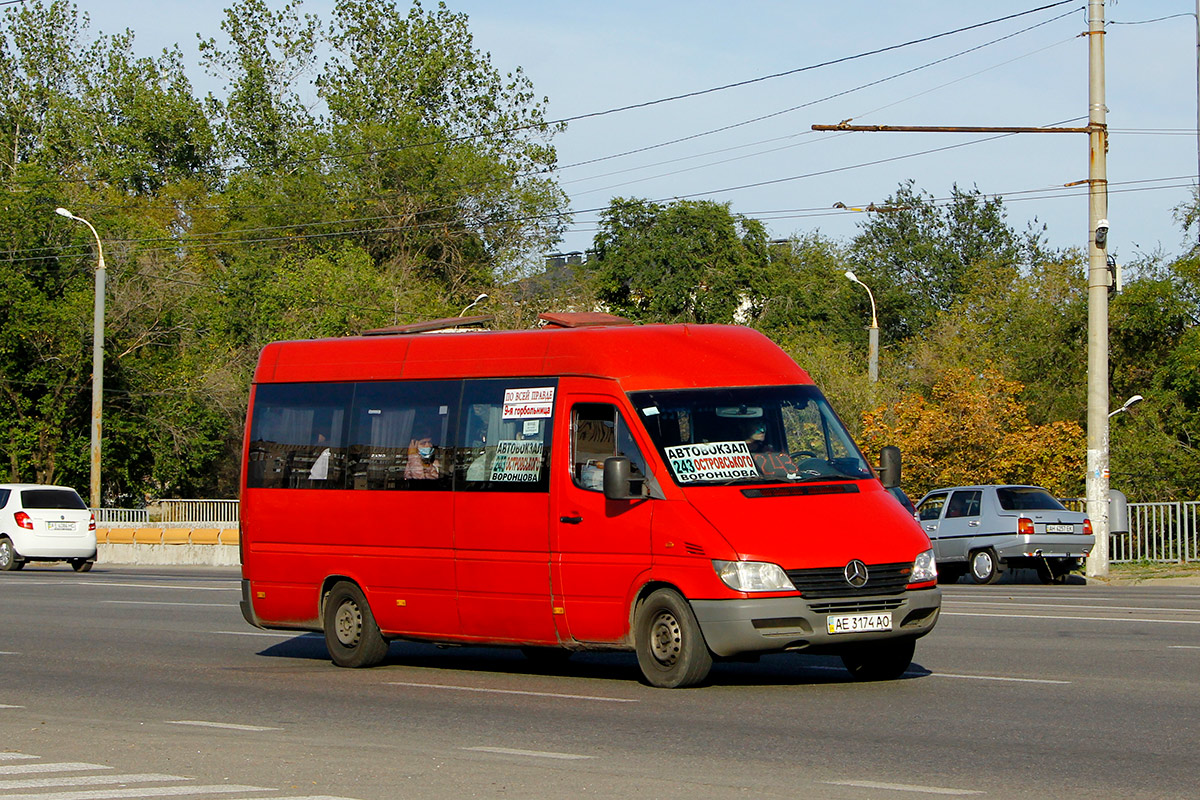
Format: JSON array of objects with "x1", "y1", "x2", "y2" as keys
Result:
[
  {"x1": 996, "y1": 487, "x2": 1066, "y2": 511},
  {"x1": 629, "y1": 385, "x2": 873, "y2": 487},
  {"x1": 20, "y1": 489, "x2": 87, "y2": 510}
]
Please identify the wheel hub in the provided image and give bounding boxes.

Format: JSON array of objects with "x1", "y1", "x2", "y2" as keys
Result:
[
  {"x1": 334, "y1": 601, "x2": 363, "y2": 647},
  {"x1": 649, "y1": 611, "x2": 682, "y2": 666}
]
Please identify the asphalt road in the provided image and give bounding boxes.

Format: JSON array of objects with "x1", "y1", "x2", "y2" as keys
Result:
[{"x1": 0, "y1": 565, "x2": 1197, "y2": 800}]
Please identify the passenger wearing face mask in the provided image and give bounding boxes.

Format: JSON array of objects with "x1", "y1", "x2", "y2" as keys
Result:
[{"x1": 405, "y1": 426, "x2": 441, "y2": 480}]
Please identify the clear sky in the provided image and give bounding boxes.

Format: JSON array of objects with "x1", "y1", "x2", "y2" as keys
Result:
[{"x1": 77, "y1": 0, "x2": 1199, "y2": 266}]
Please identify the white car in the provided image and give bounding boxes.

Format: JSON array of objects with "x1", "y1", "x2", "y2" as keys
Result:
[{"x1": 0, "y1": 484, "x2": 97, "y2": 572}]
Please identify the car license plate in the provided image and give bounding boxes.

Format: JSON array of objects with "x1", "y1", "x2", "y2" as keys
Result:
[
  {"x1": 1045, "y1": 524, "x2": 1074, "y2": 533},
  {"x1": 46, "y1": 521, "x2": 75, "y2": 531},
  {"x1": 827, "y1": 613, "x2": 892, "y2": 635}
]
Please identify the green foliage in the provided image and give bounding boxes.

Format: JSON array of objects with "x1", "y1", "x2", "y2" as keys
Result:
[{"x1": 591, "y1": 197, "x2": 767, "y2": 323}]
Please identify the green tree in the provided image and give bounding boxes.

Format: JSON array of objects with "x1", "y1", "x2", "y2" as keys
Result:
[{"x1": 591, "y1": 197, "x2": 768, "y2": 323}]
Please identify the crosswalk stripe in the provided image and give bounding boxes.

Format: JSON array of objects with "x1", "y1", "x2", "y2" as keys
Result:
[
  {"x1": 0, "y1": 764, "x2": 110, "y2": 776},
  {"x1": 0, "y1": 784, "x2": 269, "y2": 800},
  {"x1": 0, "y1": 774, "x2": 186, "y2": 791}
]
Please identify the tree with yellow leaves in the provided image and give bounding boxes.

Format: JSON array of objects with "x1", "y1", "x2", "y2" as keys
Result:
[{"x1": 860, "y1": 366, "x2": 1084, "y2": 498}]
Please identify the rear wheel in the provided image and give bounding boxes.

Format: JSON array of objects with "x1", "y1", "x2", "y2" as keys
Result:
[
  {"x1": 0, "y1": 537, "x2": 22, "y2": 571},
  {"x1": 323, "y1": 581, "x2": 389, "y2": 668},
  {"x1": 634, "y1": 588, "x2": 713, "y2": 688},
  {"x1": 70, "y1": 559, "x2": 93, "y2": 573},
  {"x1": 969, "y1": 548, "x2": 1002, "y2": 584},
  {"x1": 840, "y1": 638, "x2": 915, "y2": 681}
]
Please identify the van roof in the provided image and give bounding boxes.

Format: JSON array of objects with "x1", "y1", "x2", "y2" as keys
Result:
[{"x1": 254, "y1": 322, "x2": 811, "y2": 392}]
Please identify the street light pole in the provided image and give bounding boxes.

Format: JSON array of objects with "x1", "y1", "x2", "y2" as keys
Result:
[
  {"x1": 844, "y1": 271, "x2": 879, "y2": 383},
  {"x1": 54, "y1": 207, "x2": 105, "y2": 509},
  {"x1": 1084, "y1": 0, "x2": 1111, "y2": 579}
]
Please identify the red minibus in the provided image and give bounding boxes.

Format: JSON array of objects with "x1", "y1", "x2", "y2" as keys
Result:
[{"x1": 239, "y1": 313, "x2": 939, "y2": 687}]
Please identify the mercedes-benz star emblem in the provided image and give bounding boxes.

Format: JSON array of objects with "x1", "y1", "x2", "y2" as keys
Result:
[{"x1": 844, "y1": 559, "x2": 869, "y2": 588}]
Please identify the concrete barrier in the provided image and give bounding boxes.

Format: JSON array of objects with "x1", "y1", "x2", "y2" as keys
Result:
[{"x1": 96, "y1": 526, "x2": 240, "y2": 567}]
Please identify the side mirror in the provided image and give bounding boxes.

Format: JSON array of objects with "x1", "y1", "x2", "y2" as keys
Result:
[
  {"x1": 878, "y1": 446, "x2": 901, "y2": 489},
  {"x1": 603, "y1": 456, "x2": 633, "y2": 500}
]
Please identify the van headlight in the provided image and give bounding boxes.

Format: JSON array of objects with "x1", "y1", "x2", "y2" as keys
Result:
[
  {"x1": 713, "y1": 560, "x2": 796, "y2": 592},
  {"x1": 910, "y1": 548, "x2": 937, "y2": 585}
]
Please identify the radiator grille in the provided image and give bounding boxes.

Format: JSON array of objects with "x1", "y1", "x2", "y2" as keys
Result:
[{"x1": 786, "y1": 561, "x2": 912, "y2": 599}]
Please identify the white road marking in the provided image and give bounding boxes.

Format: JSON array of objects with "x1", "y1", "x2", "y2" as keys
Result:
[
  {"x1": 0, "y1": 581, "x2": 234, "y2": 592},
  {"x1": 463, "y1": 746, "x2": 593, "y2": 761},
  {"x1": 944, "y1": 611, "x2": 1200, "y2": 625},
  {"x1": 927, "y1": 672, "x2": 1070, "y2": 685},
  {"x1": 212, "y1": 630, "x2": 321, "y2": 638},
  {"x1": 0, "y1": 774, "x2": 186, "y2": 791},
  {"x1": 0, "y1": 651, "x2": 18, "y2": 655},
  {"x1": 0, "y1": 754, "x2": 36, "y2": 760},
  {"x1": 0, "y1": 705, "x2": 24, "y2": 709},
  {"x1": 387, "y1": 681, "x2": 638, "y2": 703},
  {"x1": 0, "y1": 764, "x2": 110, "y2": 775},
  {"x1": 1169, "y1": 645, "x2": 1200, "y2": 649},
  {"x1": 948, "y1": 599, "x2": 1200, "y2": 614},
  {"x1": 166, "y1": 720, "x2": 281, "y2": 732},
  {"x1": 101, "y1": 601, "x2": 229, "y2": 608},
  {"x1": 0, "y1": 785, "x2": 268, "y2": 800},
  {"x1": 825, "y1": 779, "x2": 982, "y2": 795}
]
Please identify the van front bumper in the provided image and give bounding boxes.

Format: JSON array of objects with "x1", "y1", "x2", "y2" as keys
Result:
[{"x1": 690, "y1": 588, "x2": 941, "y2": 658}]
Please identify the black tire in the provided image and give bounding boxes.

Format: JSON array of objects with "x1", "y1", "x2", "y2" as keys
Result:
[
  {"x1": 323, "y1": 581, "x2": 389, "y2": 668},
  {"x1": 840, "y1": 638, "x2": 916, "y2": 681},
  {"x1": 0, "y1": 537, "x2": 21, "y2": 571},
  {"x1": 969, "y1": 548, "x2": 1002, "y2": 584},
  {"x1": 70, "y1": 559, "x2": 93, "y2": 573},
  {"x1": 633, "y1": 588, "x2": 713, "y2": 688},
  {"x1": 937, "y1": 564, "x2": 966, "y2": 585}
]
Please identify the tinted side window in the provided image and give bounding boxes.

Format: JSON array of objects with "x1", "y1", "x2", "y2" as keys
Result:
[
  {"x1": 455, "y1": 379, "x2": 555, "y2": 493},
  {"x1": 918, "y1": 493, "x2": 947, "y2": 522},
  {"x1": 0, "y1": 488, "x2": 9, "y2": 509},
  {"x1": 946, "y1": 490, "x2": 982, "y2": 519},
  {"x1": 20, "y1": 489, "x2": 87, "y2": 510},
  {"x1": 346, "y1": 381, "x2": 458, "y2": 491},
  {"x1": 247, "y1": 383, "x2": 353, "y2": 489}
]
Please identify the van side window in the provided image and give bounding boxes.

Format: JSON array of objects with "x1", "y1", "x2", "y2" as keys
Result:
[
  {"x1": 571, "y1": 403, "x2": 649, "y2": 496},
  {"x1": 455, "y1": 379, "x2": 555, "y2": 493},
  {"x1": 918, "y1": 493, "x2": 948, "y2": 522},
  {"x1": 346, "y1": 381, "x2": 458, "y2": 491},
  {"x1": 945, "y1": 490, "x2": 982, "y2": 519},
  {"x1": 247, "y1": 382, "x2": 353, "y2": 489}
]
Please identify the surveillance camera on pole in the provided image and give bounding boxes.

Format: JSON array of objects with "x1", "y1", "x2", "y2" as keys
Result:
[{"x1": 1095, "y1": 218, "x2": 1109, "y2": 248}]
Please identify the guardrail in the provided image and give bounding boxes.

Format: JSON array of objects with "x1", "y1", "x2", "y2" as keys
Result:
[
  {"x1": 1113, "y1": 501, "x2": 1199, "y2": 563},
  {"x1": 156, "y1": 499, "x2": 239, "y2": 525}
]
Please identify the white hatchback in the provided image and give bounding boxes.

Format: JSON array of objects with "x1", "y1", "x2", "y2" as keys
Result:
[{"x1": 0, "y1": 484, "x2": 97, "y2": 572}]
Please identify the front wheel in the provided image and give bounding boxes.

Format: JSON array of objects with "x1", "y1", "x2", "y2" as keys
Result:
[
  {"x1": 0, "y1": 537, "x2": 22, "y2": 571},
  {"x1": 840, "y1": 638, "x2": 915, "y2": 681},
  {"x1": 633, "y1": 589, "x2": 713, "y2": 688},
  {"x1": 969, "y1": 548, "x2": 1002, "y2": 584},
  {"x1": 323, "y1": 581, "x2": 389, "y2": 668}
]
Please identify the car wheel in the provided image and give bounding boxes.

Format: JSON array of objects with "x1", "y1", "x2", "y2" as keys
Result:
[
  {"x1": 634, "y1": 588, "x2": 713, "y2": 688},
  {"x1": 841, "y1": 638, "x2": 916, "y2": 681},
  {"x1": 0, "y1": 537, "x2": 22, "y2": 571},
  {"x1": 969, "y1": 548, "x2": 1001, "y2": 584},
  {"x1": 322, "y1": 581, "x2": 389, "y2": 668},
  {"x1": 70, "y1": 559, "x2": 93, "y2": 573}
]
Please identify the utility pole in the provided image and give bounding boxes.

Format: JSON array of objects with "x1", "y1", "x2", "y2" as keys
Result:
[
  {"x1": 814, "y1": 3, "x2": 1113, "y2": 575},
  {"x1": 1084, "y1": 0, "x2": 1110, "y2": 577}
]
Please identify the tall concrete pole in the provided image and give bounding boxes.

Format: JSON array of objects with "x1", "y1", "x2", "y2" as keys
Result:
[
  {"x1": 1085, "y1": 0, "x2": 1110, "y2": 578},
  {"x1": 55, "y1": 208, "x2": 105, "y2": 509}
]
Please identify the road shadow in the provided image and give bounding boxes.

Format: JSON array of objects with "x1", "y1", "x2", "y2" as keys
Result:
[{"x1": 256, "y1": 635, "x2": 932, "y2": 688}]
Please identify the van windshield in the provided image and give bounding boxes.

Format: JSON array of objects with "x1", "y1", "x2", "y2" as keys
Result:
[{"x1": 629, "y1": 386, "x2": 873, "y2": 487}]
